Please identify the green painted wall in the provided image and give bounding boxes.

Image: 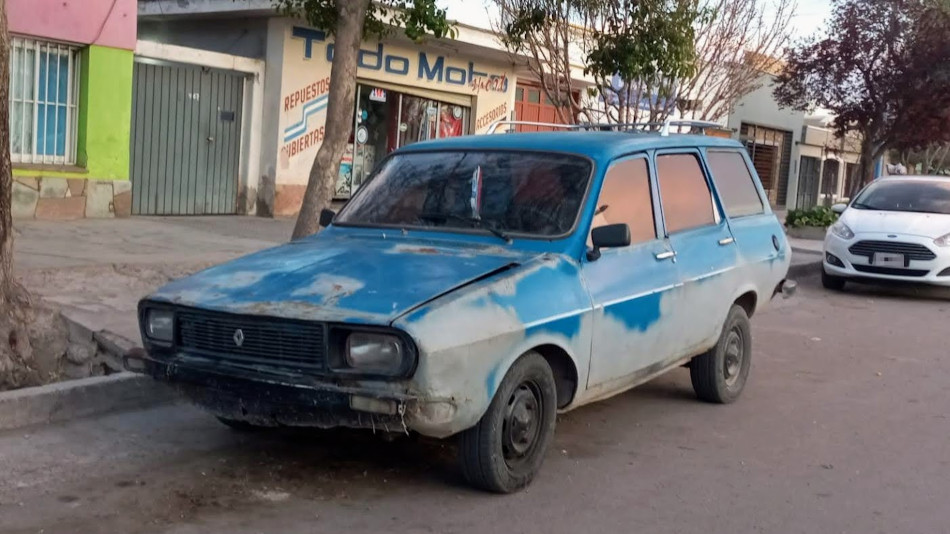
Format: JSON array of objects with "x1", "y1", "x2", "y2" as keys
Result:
[{"x1": 13, "y1": 45, "x2": 133, "y2": 180}]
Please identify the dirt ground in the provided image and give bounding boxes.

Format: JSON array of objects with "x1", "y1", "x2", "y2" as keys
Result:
[{"x1": 1, "y1": 274, "x2": 948, "y2": 534}]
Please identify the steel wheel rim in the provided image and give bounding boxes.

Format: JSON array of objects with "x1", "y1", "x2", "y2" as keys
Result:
[
  {"x1": 723, "y1": 327, "x2": 744, "y2": 388},
  {"x1": 502, "y1": 381, "x2": 543, "y2": 467}
]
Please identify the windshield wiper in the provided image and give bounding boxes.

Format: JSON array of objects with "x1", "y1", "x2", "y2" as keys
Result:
[
  {"x1": 418, "y1": 212, "x2": 513, "y2": 244},
  {"x1": 851, "y1": 202, "x2": 878, "y2": 210}
]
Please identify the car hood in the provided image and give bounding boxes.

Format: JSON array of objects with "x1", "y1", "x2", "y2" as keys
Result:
[
  {"x1": 148, "y1": 233, "x2": 538, "y2": 325},
  {"x1": 843, "y1": 209, "x2": 950, "y2": 239}
]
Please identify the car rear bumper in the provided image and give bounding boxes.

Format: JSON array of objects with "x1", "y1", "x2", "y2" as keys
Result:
[{"x1": 823, "y1": 232, "x2": 950, "y2": 286}]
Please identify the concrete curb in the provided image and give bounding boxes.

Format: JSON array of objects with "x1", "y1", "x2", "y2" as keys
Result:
[
  {"x1": 0, "y1": 322, "x2": 179, "y2": 432},
  {"x1": 0, "y1": 372, "x2": 178, "y2": 431}
]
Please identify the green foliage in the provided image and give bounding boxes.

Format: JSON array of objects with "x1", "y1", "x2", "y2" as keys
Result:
[
  {"x1": 785, "y1": 206, "x2": 838, "y2": 228},
  {"x1": 502, "y1": 0, "x2": 703, "y2": 90},
  {"x1": 274, "y1": 0, "x2": 455, "y2": 42},
  {"x1": 585, "y1": 0, "x2": 702, "y2": 84}
]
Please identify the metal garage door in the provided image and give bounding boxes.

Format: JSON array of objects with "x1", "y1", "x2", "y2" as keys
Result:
[{"x1": 130, "y1": 60, "x2": 244, "y2": 215}]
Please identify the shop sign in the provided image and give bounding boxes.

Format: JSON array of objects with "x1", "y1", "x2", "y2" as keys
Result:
[
  {"x1": 369, "y1": 88, "x2": 387, "y2": 102},
  {"x1": 292, "y1": 26, "x2": 509, "y2": 94}
]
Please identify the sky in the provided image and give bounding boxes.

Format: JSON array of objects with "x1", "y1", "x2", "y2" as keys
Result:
[{"x1": 440, "y1": 0, "x2": 834, "y2": 39}]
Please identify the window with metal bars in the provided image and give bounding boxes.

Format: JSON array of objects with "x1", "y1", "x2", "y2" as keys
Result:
[{"x1": 8, "y1": 37, "x2": 81, "y2": 165}]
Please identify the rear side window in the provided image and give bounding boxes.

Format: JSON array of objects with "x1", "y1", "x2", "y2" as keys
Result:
[
  {"x1": 590, "y1": 157, "x2": 656, "y2": 245},
  {"x1": 656, "y1": 154, "x2": 717, "y2": 233},
  {"x1": 706, "y1": 151, "x2": 765, "y2": 217}
]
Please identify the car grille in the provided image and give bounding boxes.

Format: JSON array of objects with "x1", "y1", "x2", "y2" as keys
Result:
[
  {"x1": 853, "y1": 265, "x2": 929, "y2": 277},
  {"x1": 177, "y1": 309, "x2": 326, "y2": 370},
  {"x1": 848, "y1": 240, "x2": 937, "y2": 261}
]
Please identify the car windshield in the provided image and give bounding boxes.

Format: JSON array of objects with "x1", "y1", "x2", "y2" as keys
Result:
[
  {"x1": 851, "y1": 180, "x2": 950, "y2": 215},
  {"x1": 336, "y1": 150, "x2": 593, "y2": 238}
]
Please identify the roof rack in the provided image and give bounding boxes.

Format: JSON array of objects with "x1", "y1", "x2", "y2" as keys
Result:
[{"x1": 485, "y1": 118, "x2": 726, "y2": 136}]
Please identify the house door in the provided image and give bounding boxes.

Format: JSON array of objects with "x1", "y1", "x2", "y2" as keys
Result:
[
  {"x1": 130, "y1": 60, "x2": 244, "y2": 215},
  {"x1": 797, "y1": 156, "x2": 821, "y2": 209}
]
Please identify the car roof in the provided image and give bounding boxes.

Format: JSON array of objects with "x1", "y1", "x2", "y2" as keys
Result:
[
  {"x1": 395, "y1": 131, "x2": 746, "y2": 161},
  {"x1": 877, "y1": 174, "x2": 950, "y2": 182}
]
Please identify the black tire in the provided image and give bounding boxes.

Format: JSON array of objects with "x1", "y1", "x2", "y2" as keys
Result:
[
  {"x1": 690, "y1": 305, "x2": 752, "y2": 404},
  {"x1": 216, "y1": 416, "x2": 266, "y2": 432},
  {"x1": 458, "y1": 352, "x2": 557, "y2": 493},
  {"x1": 822, "y1": 268, "x2": 846, "y2": 290}
]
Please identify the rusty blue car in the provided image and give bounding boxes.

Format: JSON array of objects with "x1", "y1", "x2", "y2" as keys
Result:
[{"x1": 131, "y1": 123, "x2": 792, "y2": 493}]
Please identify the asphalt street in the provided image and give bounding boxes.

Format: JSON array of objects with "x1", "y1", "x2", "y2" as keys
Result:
[{"x1": 1, "y1": 274, "x2": 948, "y2": 534}]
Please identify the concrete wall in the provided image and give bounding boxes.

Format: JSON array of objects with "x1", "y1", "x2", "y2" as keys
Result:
[
  {"x1": 727, "y1": 74, "x2": 806, "y2": 208},
  {"x1": 138, "y1": 19, "x2": 269, "y2": 59},
  {"x1": 8, "y1": 0, "x2": 137, "y2": 50}
]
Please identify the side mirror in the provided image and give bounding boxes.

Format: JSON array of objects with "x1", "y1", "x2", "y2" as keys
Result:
[
  {"x1": 319, "y1": 208, "x2": 336, "y2": 228},
  {"x1": 588, "y1": 223, "x2": 631, "y2": 261},
  {"x1": 831, "y1": 203, "x2": 847, "y2": 215}
]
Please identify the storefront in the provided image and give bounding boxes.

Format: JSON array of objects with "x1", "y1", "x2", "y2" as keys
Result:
[
  {"x1": 340, "y1": 83, "x2": 472, "y2": 197},
  {"x1": 275, "y1": 23, "x2": 517, "y2": 212}
]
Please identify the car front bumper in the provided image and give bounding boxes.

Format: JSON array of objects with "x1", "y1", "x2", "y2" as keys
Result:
[
  {"x1": 823, "y1": 232, "x2": 950, "y2": 286},
  {"x1": 124, "y1": 348, "x2": 461, "y2": 438}
]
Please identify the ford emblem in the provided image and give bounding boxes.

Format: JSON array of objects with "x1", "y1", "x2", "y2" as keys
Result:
[
  {"x1": 887, "y1": 234, "x2": 897, "y2": 238},
  {"x1": 233, "y1": 329, "x2": 245, "y2": 347}
]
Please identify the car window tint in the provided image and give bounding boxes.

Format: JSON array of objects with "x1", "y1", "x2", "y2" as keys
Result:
[
  {"x1": 706, "y1": 151, "x2": 765, "y2": 217},
  {"x1": 590, "y1": 158, "x2": 656, "y2": 246},
  {"x1": 656, "y1": 154, "x2": 717, "y2": 233}
]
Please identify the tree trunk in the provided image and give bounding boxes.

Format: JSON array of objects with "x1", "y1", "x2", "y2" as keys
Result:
[
  {"x1": 852, "y1": 136, "x2": 879, "y2": 197},
  {"x1": 0, "y1": 0, "x2": 14, "y2": 299},
  {"x1": 0, "y1": 0, "x2": 39, "y2": 389},
  {"x1": 291, "y1": 0, "x2": 370, "y2": 240}
]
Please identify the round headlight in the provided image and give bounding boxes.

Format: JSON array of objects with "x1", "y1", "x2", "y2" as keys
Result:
[
  {"x1": 146, "y1": 309, "x2": 174, "y2": 342},
  {"x1": 345, "y1": 332, "x2": 405, "y2": 373}
]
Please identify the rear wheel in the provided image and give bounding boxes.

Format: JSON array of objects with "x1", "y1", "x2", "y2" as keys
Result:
[
  {"x1": 822, "y1": 268, "x2": 846, "y2": 290},
  {"x1": 690, "y1": 305, "x2": 752, "y2": 404},
  {"x1": 458, "y1": 352, "x2": 557, "y2": 493}
]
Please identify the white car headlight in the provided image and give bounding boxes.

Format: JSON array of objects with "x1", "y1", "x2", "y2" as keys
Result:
[
  {"x1": 345, "y1": 332, "x2": 407, "y2": 374},
  {"x1": 145, "y1": 309, "x2": 174, "y2": 342},
  {"x1": 830, "y1": 221, "x2": 854, "y2": 240},
  {"x1": 935, "y1": 233, "x2": 950, "y2": 247}
]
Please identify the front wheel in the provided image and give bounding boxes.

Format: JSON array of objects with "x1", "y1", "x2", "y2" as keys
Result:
[
  {"x1": 690, "y1": 305, "x2": 752, "y2": 404},
  {"x1": 458, "y1": 352, "x2": 557, "y2": 493}
]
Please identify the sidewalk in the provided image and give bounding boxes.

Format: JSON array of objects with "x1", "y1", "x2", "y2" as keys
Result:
[{"x1": 14, "y1": 217, "x2": 294, "y2": 342}]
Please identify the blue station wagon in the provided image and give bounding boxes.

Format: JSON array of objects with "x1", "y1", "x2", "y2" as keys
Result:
[{"x1": 130, "y1": 124, "x2": 792, "y2": 493}]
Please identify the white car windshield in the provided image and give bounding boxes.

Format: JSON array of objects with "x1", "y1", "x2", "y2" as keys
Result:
[
  {"x1": 852, "y1": 180, "x2": 950, "y2": 215},
  {"x1": 336, "y1": 151, "x2": 593, "y2": 238}
]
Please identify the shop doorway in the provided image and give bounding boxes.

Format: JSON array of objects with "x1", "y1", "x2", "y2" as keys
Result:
[{"x1": 337, "y1": 84, "x2": 471, "y2": 198}]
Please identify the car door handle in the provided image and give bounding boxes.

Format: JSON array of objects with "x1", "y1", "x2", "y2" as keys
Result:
[
  {"x1": 655, "y1": 251, "x2": 676, "y2": 261},
  {"x1": 718, "y1": 237, "x2": 735, "y2": 246}
]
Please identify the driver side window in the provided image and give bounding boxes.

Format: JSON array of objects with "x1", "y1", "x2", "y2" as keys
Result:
[{"x1": 589, "y1": 157, "x2": 657, "y2": 247}]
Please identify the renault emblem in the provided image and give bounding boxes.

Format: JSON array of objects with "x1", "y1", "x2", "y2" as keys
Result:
[{"x1": 233, "y1": 329, "x2": 245, "y2": 347}]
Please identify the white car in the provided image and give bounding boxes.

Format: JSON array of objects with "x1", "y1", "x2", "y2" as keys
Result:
[{"x1": 823, "y1": 175, "x2": 950, "y2": 289}]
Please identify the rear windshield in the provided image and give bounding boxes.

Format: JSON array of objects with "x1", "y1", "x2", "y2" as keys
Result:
[
  {"x1": 852, "y1": 180, "x2": 950, "y2": 215},
  {"x1": 336, "y1": 151, "x2": 593, "y2": 237}
]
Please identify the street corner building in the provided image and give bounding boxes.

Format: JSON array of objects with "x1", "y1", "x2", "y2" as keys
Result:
[
  {"x1": 134, "y1": 0, "x2": 536, "y2": 218},
  {"x1": 8, "y1": 0, "x2": 136, "y2": 220}
]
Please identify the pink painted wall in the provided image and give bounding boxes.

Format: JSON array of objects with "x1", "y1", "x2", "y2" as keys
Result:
[{"x1": 8, "y1": 0, "x2": 137, "y2": 50}]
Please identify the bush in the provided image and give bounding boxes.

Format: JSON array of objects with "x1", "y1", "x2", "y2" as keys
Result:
[{"x1": 785, "y1": 206, "x2": 838, "y2": 228}]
